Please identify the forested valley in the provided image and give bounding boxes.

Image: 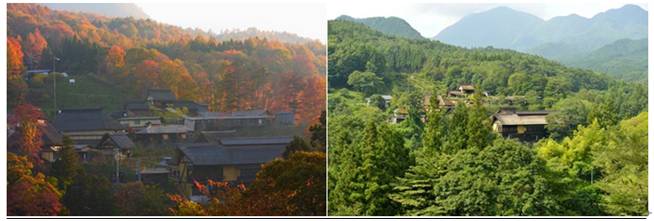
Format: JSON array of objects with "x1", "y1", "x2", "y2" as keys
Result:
[{"x1": 328, "y1": 20, "x2": 647, "y2": 216}]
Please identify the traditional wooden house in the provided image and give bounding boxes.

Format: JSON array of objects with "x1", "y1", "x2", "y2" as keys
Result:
[
  {"x1": 123, "y1": 101, "x2": 153, "y2": 117},
  {"x1": 134, "y1": 124, "x2": 190, "y2": 145},
  {"x1": 437, "y1": 95, "x2": 460, "y2": 110},
  {"x1": 175, "y1": 136, "x2": 290, "y2": 185},
  {"x1": 146, "y1": 89, "x2": 177, "y2": 107},
  {"x1": 491, "y1": 109, "x2": 549, "y2": 142},
  {"x1": 391, "y1": 108, "x2": 408, "y2": 124},
  {"x1": 53, "y1": 108, "x2": 125, "y2": 146},
  {"x1": 118, "y1": 116, "x2": 162, "y2": 129},
  {"x1": 275, "y1": 112, "x2": 295, "y2": 126},
  {"x1": 96, "y1": 132, "x2": 135, "y2": 157},
  {"x1": 140, "y1": 167, "x2": 171, "y2": 185},
  {"x1": 458, "y1": 84, "x2": 476, "y2": 95},
  {"x1": 8, "y1": 119, "x2": 64, "y2": 162},
  {"x1": 183, "y1": 109, "x2": 275, "y2": 131}
]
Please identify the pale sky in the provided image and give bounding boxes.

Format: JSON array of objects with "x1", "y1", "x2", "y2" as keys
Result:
[
  {"x1": 137, "y1": 3, "x2": 327, "y2": 43},
  {"x1": 328, "y1": 2, "x2": 648, "y2": 38}
]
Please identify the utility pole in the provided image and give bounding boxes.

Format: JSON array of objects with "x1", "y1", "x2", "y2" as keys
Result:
[
  {"x1": 114, "y1": 148, "x2": 120, "y2": 183},
  {"x1": 52, "y1": 56, "x2": 60, "y2": 113}
]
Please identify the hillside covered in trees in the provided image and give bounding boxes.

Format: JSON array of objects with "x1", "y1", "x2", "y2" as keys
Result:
[
  {"x1": 8, "y1": 3, "x2": 326, "y2": 125},
  {"x1": 7, "y1": 3, "x2": 326, "y2": 216},
  {"x1": 328, "y1": 20, "x2": 647, "y2": 216},
  {"x1": 336, "y1": 15, "x2": 424, "y2": 40}
]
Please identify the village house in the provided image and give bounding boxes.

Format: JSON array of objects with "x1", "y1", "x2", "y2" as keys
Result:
[
  {"x1": 175, "y1": 136, "x2": 291, "y2": 186},
  {"x1": 118, "y1": 116, "x2": 163, "y2": 129},
  {"x1": 140, "y1": 167, "x2": 171, "y2": 185},
  {"x1": 491, "y1": 108, "x2": 549, "y2": 142},
  {"x1": 437, "y1": 95, "x2": 461, "y2": 110},
  {"x1": 8, "y1": 119, "x2": 64, "y2": 162},
  {"x1": 53, "y1": 108, "x2": 126, "y2": 146},
  {"x1": 123, "y1": 101, "x2": 154, "y2": 117},
  {"x1": 392, "y1": 108, "x2": 408, "y2": 124},
  {"x1": 133, "y1": 124, "x2": 190, "y2": 145},
  {"x1": 146, "y1": 89, "x2": 177, "y2": 107},
  {"x1": 458, "y1": 84, "x2": 476, "y2": 95},
  {"x1": 183, "y1": 109, "x2": 276, "y2": 131},
  {"x1": 96, "y1": 132, "x2": 136, "y2": 158}
]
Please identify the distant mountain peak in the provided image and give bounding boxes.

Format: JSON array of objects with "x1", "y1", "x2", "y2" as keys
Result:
[{"x1": 335, "y1": 15, "x2": 423, "y2": 39}]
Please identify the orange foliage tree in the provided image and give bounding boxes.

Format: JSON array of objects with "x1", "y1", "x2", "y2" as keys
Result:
[
  {"x1": 104, "y1": 45, "x2": 126, "y2": 76},
  {"x1": 8, "y1": 36, "x2": 25, "y2": 78},
  {"x1": 23, "y1": 28, "x2": 48, "y2": 68},
  {"x1": 10, "y1": 103, "x2": 45, "y2": 164},
  {"x1": 7, "y1": 153, "x2": 63, "y2": 216}
]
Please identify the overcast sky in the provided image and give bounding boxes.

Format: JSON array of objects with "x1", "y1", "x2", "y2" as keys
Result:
[
  {"x1": 328, "y1": 2, "x2": 648, "y2": 38},
  {"x1": 137, "y1": 3, "x2": 326, "y2": 42}
]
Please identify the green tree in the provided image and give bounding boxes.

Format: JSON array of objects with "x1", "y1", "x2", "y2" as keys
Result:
[
  {"x1": 391, "y1": 139, "x2": 559, "y2": 215},
  {"x1": 593, "y1": 112, "x2": 647, "y2": 215},
  {"x1": 329, "y1": 120, "x2": 412, "y2": 215},
  {"x1": 347, "y1": 70, "x2": 384, "y2": 96},
  {"x1": 308, "y1": 111, "x2": 327, "y2": 150},
  {"x1": 51, "y1": 136, "x2": 81, "y2": 189},
  {"x1": 114, "y1": 182, "x2": 170, "y2": 215},
  {"x1": 63, "y1": 174, "x2": 116, "y2": 215}
]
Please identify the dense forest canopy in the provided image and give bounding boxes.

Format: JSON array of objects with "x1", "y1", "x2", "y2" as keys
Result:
[
  {"x1": 328, "y1": 19, "x2": 647, "y2": 216},
  {"x1": 7, "y1": 3, "x2": 326, "y2": 125}
]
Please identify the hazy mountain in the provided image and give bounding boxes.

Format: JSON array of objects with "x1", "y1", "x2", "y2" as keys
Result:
[
  {"x1": 336, "y1": 15, "x2": 424, "y2": 39},
  {"x1": 41, "y1": 3, "x2": 149, "y2": 19},
  {"x1": 565, "y1": 38, "x2": 648, "y2": 81},
  {"x1": 434, "y1": 7, "x2": 544, "y2": 49},
  {"x1": 435, "y1": 4, "x2": 647, "y2": 52},
  {"x1": 208, "y1": 27, "x2": 320, "y2": 44},
  {"x1": 433, "y1": 4, "x2": 647, "y2": 81}
]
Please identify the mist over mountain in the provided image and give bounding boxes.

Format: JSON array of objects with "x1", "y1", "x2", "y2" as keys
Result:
[
  {"x1": 435, "y1": 4, "x2": 647, "y2": 52},
  {"x1": 41, "y1": 3, "x2": 149, "y2": 19},
  {"x1": 435, "y1": 7, "x2": 544, "y2": 49},
  {"x1": 336, "y1": 15, "x2": 424, "y2": 39},
  {"x1": 434, "y1": 4, "x2": 648, "y2": 81}
]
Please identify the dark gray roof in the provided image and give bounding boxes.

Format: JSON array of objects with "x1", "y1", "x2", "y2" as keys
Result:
[
  {"x1": 99, "y1": 133, "x2": 135, "y2": 149},
  {"x1": 219, "y1": 136, "x2": 293, "y2": 146},
  {"x1": 178, "y1": 143, "x2": 285, "y2": 166},
  {"x1": 54, "y1": 108, "x2": 125, "y2": 132},
  {"x1": 147, "y1": 89, "x2": 176, "y2": 102},
  {"x1": 194, "y1": 109, "x2": 273, "y2": 119}
]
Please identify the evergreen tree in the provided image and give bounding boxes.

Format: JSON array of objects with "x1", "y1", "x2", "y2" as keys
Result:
[
  {"x1": 330, "y1": 120, "x2": 412, "y2": 215},
  {"x1": 51, "y1": 136, "x2": 81, "y2": 189}
]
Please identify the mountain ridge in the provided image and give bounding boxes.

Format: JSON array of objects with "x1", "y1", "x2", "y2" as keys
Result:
[{"x1": 336, "y1": 15, "x2": 424, "y2": 39}]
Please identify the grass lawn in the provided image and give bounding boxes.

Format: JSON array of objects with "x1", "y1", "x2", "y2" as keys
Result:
[{"x1": 28, "y1": 74, "x2": 139, "y2": 118}]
